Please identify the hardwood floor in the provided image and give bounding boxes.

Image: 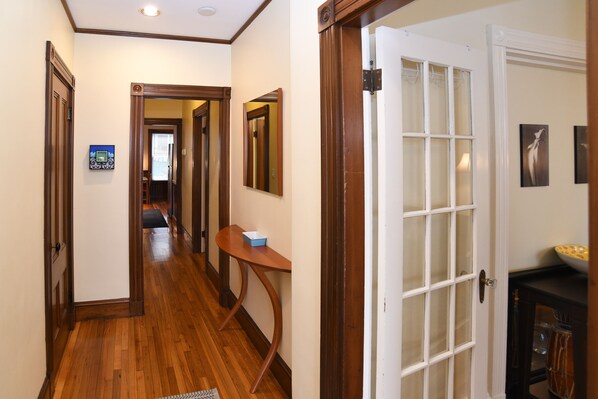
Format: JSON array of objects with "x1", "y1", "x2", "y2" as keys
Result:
[{"x1": 53, "y1": 202, "x2": 287, "y2": 399}]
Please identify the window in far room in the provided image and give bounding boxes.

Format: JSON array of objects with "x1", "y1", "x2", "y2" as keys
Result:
[{"x1": 151, "y1": 133, "x2": 173, "y2": 181}]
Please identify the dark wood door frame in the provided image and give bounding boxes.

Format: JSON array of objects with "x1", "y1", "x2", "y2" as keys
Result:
[
  {"x1": 588, "y1": 1, "x2": 598, "y2": 398},
  {"x1": 145, "y1": 119, "x2": 182, "y2": 232},
  {"x1": 130, "y1": 84, "x2": 231, "y2": 315},
  {"x1": 43, "y1": 41, "x2": 75, "y2": 397},
  {"x1": 192, "y1": 102, "x2": 209, "y2": 253},
  {"x1": 318, "y1": 0, "x2": 598, "y2": 398},
  {"x1": 316, "y1": 1, "x2": 420, "y2": 398}
]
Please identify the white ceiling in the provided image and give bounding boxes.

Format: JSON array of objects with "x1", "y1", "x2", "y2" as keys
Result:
[{"x1": 65, "y1": 0, "x2": 267, "y2": 42}]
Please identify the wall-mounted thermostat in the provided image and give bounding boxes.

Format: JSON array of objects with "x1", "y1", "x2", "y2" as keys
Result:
[{"x1": 89, "y1": 145, "x2": 115, "y2": 170}]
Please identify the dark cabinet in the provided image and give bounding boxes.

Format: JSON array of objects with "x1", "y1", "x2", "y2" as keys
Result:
[{"x1": 507, "y1": 265, "x2": 587, "y2": 398}]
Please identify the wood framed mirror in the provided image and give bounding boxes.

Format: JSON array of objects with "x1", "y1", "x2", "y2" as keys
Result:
[{"x1": 243, "y1": 88, "x2": 283, "y2": 195}]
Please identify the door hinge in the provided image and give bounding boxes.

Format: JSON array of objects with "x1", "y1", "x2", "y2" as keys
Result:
[
  {"x1": 201, "y1": 230, "x2": 206, "y2": 238},
  {"x1": 67, "y1": 107, "x2": 73, "y2": 121},
  {"x1": 363, "y1": 62, "x2": 382, "y2": 94}
]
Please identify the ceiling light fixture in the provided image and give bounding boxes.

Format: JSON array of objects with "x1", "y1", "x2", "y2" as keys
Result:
[
  {"x1": 197, "y1": 6, "x2": 216, "y2": 16},
  {"x1": 140, "y1": 5, "x2": 160, "y2": 17}
]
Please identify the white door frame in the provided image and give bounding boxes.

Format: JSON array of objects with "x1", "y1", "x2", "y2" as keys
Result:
[{"x1": 487, "y1": 24, "x2": 585, "y2": 399}]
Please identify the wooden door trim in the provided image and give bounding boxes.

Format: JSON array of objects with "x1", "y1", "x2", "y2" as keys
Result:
[
  {"x1": 218, "y1": 97, "x2": 232, "y2": 307},
  {"x1": 145, "y1": 118, "x2": 183, "y2": 232},
  {"x1": 194, "y1": 103, "x2": 213, "y2": 266},
  {"x1": 43, "y1": 41, "x2": 75, "y2": 396},
  {"x1": 192, "y1": 102, "x2": 209, "y2": 253},
  {"x1": 317, "y1": 1, "x2": 414, "y2": 398},
  {"x1": 130, "y1": 84, "x2": 231, "y2": 316},
  {"x1": 588, "y1": 1, "x2": 598, "y2": 397}
]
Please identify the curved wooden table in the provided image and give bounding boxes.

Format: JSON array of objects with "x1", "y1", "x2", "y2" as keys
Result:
[{"x1": 215, "y1": 225, "x2": 291, "y2": 393}]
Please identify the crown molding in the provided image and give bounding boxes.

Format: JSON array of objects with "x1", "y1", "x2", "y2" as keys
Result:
[{"x1": 60, "y1": 0, "x2": 271, "y2": 45}]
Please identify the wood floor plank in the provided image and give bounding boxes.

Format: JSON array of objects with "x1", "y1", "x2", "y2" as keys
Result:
[{"x1": 53, "y1": 202, "x2": 287, "y2": 398}]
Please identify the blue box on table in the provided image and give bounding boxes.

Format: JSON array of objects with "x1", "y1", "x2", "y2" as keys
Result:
[{"x1": 242, "y1": 231, "x2": 267, "y2": 247}]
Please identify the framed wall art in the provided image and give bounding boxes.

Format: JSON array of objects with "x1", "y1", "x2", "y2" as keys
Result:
[
  {"x1": 520, "y1": 124, "x2": 549, "y2": 187},
  {"x1": 574, "y1": 125, "x2": 588, "y2": 184}
]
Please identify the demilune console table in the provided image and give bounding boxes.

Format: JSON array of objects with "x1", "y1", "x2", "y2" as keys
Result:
[{"x1": 215, "y1": 224, "x2": 291, "y2": 393}]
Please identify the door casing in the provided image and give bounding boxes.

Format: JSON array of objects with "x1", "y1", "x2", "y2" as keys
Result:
[{"x1": 129, "y1": 84, "x2": 231, "y2": 314}]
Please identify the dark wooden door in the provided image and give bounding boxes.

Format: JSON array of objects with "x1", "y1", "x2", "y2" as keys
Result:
[
  {"x1": 49, "y1": 73, "x2": 73, "y2": 373},
  {"x1": 192, "y1": 103, "x2": 209, "y2": 253}
]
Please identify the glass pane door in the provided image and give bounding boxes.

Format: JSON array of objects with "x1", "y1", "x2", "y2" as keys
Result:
[
  {"x1": 401, "y1": 55, "x2": 477, "y2": 399},
  {"x1": 373, "y1": 27, "x2": 489, "y2": 399}
]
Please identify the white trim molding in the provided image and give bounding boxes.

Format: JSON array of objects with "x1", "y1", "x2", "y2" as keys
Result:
[
  {"x1": 487, "y1": 24, "x2": 585, "y2": 399},
  {"x1": 490, "y1": 25, "x2": 586, "y2": 72},
  {"x1": 487, "y1": 25, "x2": 586, "y2": 399}
]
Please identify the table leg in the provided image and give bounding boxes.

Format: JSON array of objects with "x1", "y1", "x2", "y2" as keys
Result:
[
  {"x1": 517, "y1": 296, "x2": 536, "y2": 398},
  {"x1": 249, "y1": 265, "x2": 282, "y2": 394},
  {"x1": 571, "y1": 318, "x2": 587, "y2": 399},
  {"x1": 218, "y1": 259, "x2": 248, "y2": 331}
]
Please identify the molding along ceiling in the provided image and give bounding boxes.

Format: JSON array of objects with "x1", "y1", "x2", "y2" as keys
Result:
[{"x1": 62, "y1": 0, "x2": 271, "y2": 44}]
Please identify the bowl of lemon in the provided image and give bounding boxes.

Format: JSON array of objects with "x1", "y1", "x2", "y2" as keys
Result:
[{"x1": 554, "y1": 244, "x2": 589, "y2": 274}]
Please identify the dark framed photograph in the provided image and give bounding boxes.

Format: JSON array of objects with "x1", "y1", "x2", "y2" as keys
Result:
[
  {"x1": 89, "y1": 145, "x2": 115, "y2": 170},
  {"x1": 520, "y1": 124, "x2": 549, "y2": 187},
  {"x1": 574, "y1": 125, "x2": 588, "y2": 184}
]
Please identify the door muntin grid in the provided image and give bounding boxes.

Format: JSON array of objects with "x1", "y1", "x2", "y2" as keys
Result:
[{"x1": 400, "y1": 57, "x2": 477, "y2": 399}]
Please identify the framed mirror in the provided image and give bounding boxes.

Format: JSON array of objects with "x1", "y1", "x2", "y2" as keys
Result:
[{"x1": 243, "y1": 88, "x2": 283, "y2": 195}]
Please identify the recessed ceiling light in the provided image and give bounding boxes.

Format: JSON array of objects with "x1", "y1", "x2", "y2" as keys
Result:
[
  {"x1": 197, "y1": 6, "x2": 216, "y2": 16},
  {"x1": 140, "y1": 5, "x2": 160, "y2": 17}
]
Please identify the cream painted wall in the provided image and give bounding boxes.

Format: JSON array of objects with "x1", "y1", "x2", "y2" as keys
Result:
[
  {"x1": 73, "y1": 34, "x2": 231, "y2": 301},
  {"x1": 231, "y1": 0, "x2": 292, "y2": 365},
  {"x1": 508, "y1": 65, "x2": 587, "y2": 270},
  {"x1": 0, "y1": 0, "x2": 74, "y2": 397},
  {"x1": 374, "y1": 0, "x2": 585, "y2": 45},
  {"x1": 145, "y1": 99, "x2": 184, "y2": 118},
  {"x1": 289, "y1": 0, "x2": 322, "y2": 396},
  {"x1": 181, "y1": 100, "x2": 205, "y2": 236}
]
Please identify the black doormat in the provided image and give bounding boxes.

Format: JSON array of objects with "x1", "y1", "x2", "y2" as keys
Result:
[{"x1": 143, "y1": 209, "x2": 168, "y2": 228}]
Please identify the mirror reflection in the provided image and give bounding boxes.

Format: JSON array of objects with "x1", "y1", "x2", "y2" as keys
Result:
[{"x1": 243, "y1": 88, "x2": 282, "y2": 195}]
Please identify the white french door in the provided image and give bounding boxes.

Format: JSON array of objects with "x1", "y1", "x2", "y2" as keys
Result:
[{"x1": 373, "y1": 27, "x2": 491, "y2": 399}]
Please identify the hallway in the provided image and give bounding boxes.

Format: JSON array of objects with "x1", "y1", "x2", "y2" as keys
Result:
[{"x1": 52, "y1": 203, "x2": 287, "y2": 398}]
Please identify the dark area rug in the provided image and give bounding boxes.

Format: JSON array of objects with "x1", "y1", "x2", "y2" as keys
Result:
[
  {"x1": 157, "y1": 389, "x2": 220, "y2": 399},
  {"x1": 143, "y1": 209, "x2": 168, "y2": 228}
]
